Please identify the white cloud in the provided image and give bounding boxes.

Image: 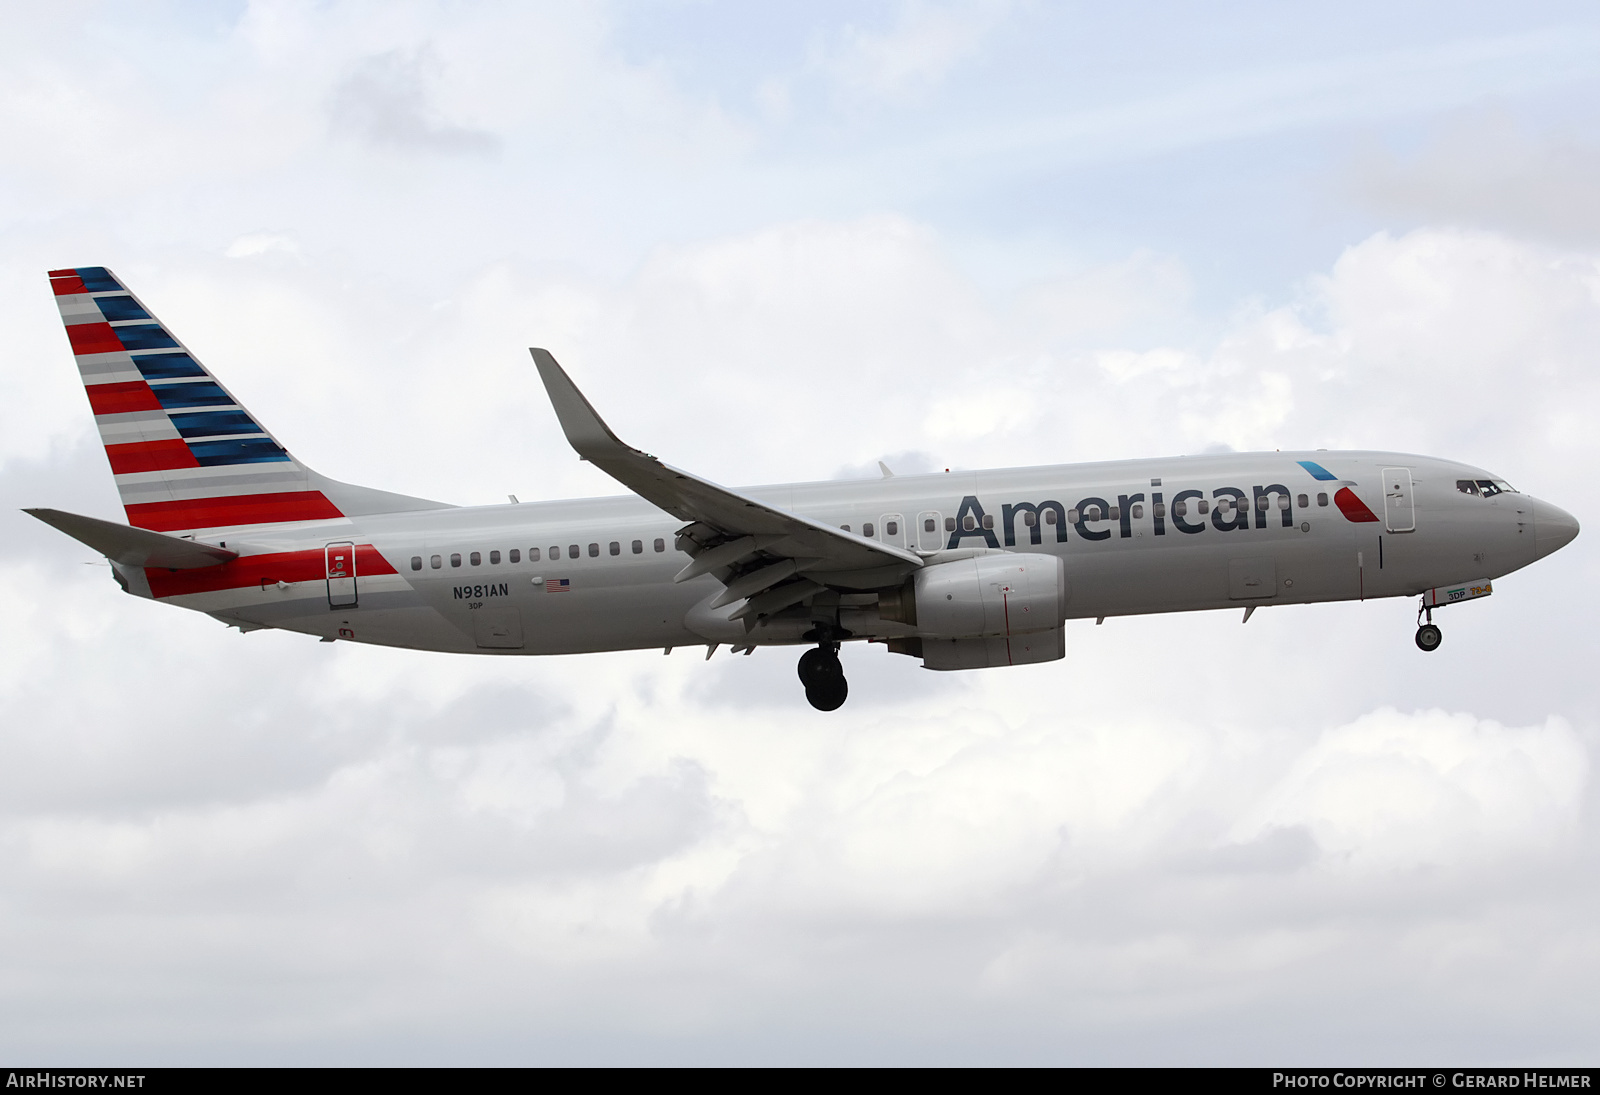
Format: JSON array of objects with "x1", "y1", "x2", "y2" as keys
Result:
[
  {"x1": 225, "y1": 232, "x2": 300, "y2": 259},
  {"x1": 1239, "y1": 708, "x2": 1587, "y2": 871},
  {"x1": 3, "y1": 1, "x2": 1600, "y2": 1064},
  {"x1": 821, "y1": 0, "x2": 1015, "y2": 102}
]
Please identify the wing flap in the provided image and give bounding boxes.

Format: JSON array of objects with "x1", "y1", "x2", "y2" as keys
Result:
[{"x1": 25, "y1": 507, "x2": 239, "y2": 569}]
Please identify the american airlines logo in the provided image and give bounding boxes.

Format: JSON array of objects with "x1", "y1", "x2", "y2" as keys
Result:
[{"x1": 944, "y1": 463, "x2": 1377, "y2": 550}]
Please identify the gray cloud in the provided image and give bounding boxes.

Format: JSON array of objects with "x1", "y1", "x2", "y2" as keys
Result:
[
  {"x1": 1346, "y1": 111, "x2": 1600, "y2": 247},
  {"x1": 329, "y1": 50, "x2": 499, "y2": 155}
]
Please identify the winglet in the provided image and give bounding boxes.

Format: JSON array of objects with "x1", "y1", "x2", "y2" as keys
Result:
[{"x1": 530, "y1": 348, "x2": 641, "y2": 463}]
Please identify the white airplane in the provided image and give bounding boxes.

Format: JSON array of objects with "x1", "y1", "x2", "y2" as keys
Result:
[{"x1": 29, "y1": 266, "x2": 1580, "y2": 710}]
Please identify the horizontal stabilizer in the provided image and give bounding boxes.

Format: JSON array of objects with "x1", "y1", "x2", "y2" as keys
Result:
[{"x1": 24, "y1": 508, "x2": 238, "y2": 569}]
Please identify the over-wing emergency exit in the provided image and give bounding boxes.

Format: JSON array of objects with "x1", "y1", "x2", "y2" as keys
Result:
[{"x1": 28, "y1": 267, "x2": 1581, "y2": 709}]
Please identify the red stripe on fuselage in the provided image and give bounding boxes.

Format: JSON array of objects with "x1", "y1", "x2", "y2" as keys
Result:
[
  {"x1": 67, "y1": 322, "x2": 124, "y2": 355},
  {"x1": 106, "y1": 439, "x2": 200, "y2": 475},
  {"x1": 126, "y1": 490, "x2": 344, "y2": 532},
  {"x1": 51, "y1": 274, "x2": 89, "y2": 295},
  {"x1": 146, "y1": 544, "x2": 397, "y2": 598},
  {"x1": 1335, "y1": 487, "x2": 1380, "y2": 523},
  {"x1": 86, "y1": 381, "x2": 162, "y2": 415}
]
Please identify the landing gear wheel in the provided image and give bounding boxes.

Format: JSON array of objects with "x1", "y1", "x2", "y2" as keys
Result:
[
  {"x1": 1415, "y1": 623, "x2": 1442, "y2": 652},
  {"x1": 798, "y1": 644, "x2": 847, "y2": 709},
  {"x1": 798, "y1": 647, "x2": 842, "y2": 688},
  {"x1": 805, "y1": 674, "x2": 848, "y2": 711}
]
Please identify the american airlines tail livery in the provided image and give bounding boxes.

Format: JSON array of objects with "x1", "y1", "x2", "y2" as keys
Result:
[{"x1": 29, "y1": 266, "x2": 1581, "y2": 710}]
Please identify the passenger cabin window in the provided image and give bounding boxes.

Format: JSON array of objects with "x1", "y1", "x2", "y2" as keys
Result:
[
  {"x1": 1151, "y1": 503, "x2": 1164, "y2": 518},
  {"x1": 944, "y1": 517, "x2": 955, "y2": 532},
  {"x1": 1044, "y1": 510, "x2": 1057, "y2": 524},
  {"x1": 550, "y1": 546, "x2": 561, "y2": 559},
  {"x1": 450, "y1": 553, "x2": 462, "y2": 567},
  {"x1": 1023, "y1": 512, "x2": 1037, "y2": 527},
  {"x1": 1067, "y1": 509, "x2": 1080, "y2": 522},
  {"x1": 1317, "y1": 493, "x2": 1328, "y2": 507},
  {"x1": 1297, "y1": 494, "x2": 1309, "y2": 509},
  {"x1": 654, "y1": 538, "x2": 665, "y2": 552},
  {"x1": 887, "y1": 521, "x2": 899, "y2": 536},
  {"x1": 529, "y1": 548, "x2": 541, "y2": 562},
  {"x1": 490, "y1": 551, "x2": 501, "y2": 564},
  {"x1": 410, "y1": 556, "x2": 422, "y2": 571},
  {"x1": 510, "y1": 549, "x2": 521, "y2": 563},
  {"x1": 982, "y1": 514, "x2": 994, "y2": 529},
  {"x1": 470, "y1": 551, "x2": 481, "y2": 565},
  {"x1": 1110, "y1": 506, "x2": 1121, "y2": 520},
  {"x1": 1131, "y1": 504, "x2": 1143, "y2": 519},
  {"x1": 863, "y1": 522, "x2": 875, "y2": 538},
  {"x1": 609, "y1": 541, "x2": 620, "y2": 555},
  {"x1": 588, "y1": 543, "x2": 599, "y2": 558},
  {"x1": 1173, "y1": 502, "x2": 1186, "y2": 516},
  {"x1": 962, "y1": 515, "x2": 976, "y2": 531},
  {"x1": 430, "y1": 555, "x2": 442, "y2": 569},
  {"x1": 1198, "y1": 500, "x2": 1210, "y2": 514},
  {"x1": 568, "y1": 544, "x2": 579, "y2": 558},
  {"x1": 632, "y1": 540, "x2": 643, "y2": 554},
  {"x1": 840, "y1": 525, "x2": 851, "y2": 533}
]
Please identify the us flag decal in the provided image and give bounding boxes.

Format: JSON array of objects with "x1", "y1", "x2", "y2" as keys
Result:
[{"x1": 545, "y1": 578, "x2": 570, "y2": 593}]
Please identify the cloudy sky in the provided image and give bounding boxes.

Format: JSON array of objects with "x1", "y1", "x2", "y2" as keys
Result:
[{"x1": 2, "y1": 0, "x2": 1598, "y2": 1065}]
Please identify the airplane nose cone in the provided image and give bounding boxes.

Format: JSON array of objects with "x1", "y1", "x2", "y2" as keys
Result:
[{"x1": 1532, "y1": 498, "x2": 1580, "y2": 559}]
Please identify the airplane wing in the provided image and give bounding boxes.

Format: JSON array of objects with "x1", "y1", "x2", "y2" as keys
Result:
[
  {"x1": 531, "y1": 349, "x2": 921, "y2": 622},
  {"x1": 25, "y1": 508, "x2": 239, "y2": 569}
]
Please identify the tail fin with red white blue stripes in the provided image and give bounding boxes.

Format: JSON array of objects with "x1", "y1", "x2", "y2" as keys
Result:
[{"x1": 49, "y1": 266, "x2": 446, "y2": 534}]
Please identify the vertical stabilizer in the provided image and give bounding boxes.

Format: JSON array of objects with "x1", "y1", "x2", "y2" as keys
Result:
[{"x1": 49, "y1": 266, "x2": 446, "y2": 534}]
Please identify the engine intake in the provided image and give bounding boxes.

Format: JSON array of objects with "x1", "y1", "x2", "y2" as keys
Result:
[{"x1": 879, "y1": 553, "x2": 1067, "y2": 670}]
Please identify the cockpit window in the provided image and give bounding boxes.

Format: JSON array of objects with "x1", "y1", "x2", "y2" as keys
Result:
[{"x1": 1460, "y1": 479, "x2": 1517, "y2": 497}]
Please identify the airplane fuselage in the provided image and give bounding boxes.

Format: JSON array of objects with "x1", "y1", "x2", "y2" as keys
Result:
[{"x1": 119, "y1": 449, "x2": 1558, "y2": 658}]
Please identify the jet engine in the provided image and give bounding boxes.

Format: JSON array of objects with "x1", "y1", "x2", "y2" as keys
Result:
[{"x1": 878, "y1": 553, "x2": 1067, "y2": 670}]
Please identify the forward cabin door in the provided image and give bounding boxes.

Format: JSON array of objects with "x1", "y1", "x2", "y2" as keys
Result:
[
  {"x1": 1382, "y1": 467, "x2": 1416, "y2": 532},
  {"x1": 325, "y1": 542, "x2": 358, "y2": 608}
]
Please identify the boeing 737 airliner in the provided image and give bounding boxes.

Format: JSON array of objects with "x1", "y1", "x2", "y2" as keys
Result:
[{"x1": 28, "y1": 267, "x2": 1580, "y2": 709}]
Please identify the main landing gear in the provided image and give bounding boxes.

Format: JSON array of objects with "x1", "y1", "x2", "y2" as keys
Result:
[
  {"x1": 798, "y1": 643, "x2": 848, "y2": 711},
  {"x1": 1415, "y1": 602, "x2": 1442, "y2": 652}
]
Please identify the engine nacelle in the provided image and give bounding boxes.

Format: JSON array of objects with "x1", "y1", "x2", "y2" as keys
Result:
[{"x1": 879, "y1": 553, "x2": 1067, "y2": 670}]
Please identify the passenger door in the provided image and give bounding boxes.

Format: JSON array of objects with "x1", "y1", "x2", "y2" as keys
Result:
[
  {"x1": 325, "y1": 542, "x2": 358, "y2": 608},
  {"x1": 1382, "y1": 467, "x2": 1415, "y2": 532}
]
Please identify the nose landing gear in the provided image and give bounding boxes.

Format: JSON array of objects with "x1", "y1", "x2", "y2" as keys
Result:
[
  {"x1": 1415, "y1": 602, "x2": 1442, "y2": 652},
  {"x1": 798, "y1": 643, "x2": 848, "y2": 711}
]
